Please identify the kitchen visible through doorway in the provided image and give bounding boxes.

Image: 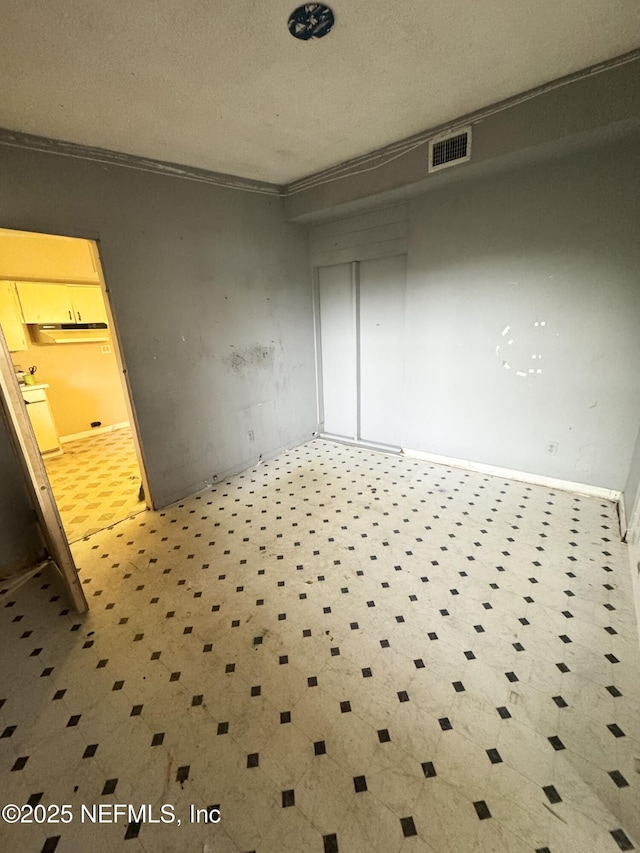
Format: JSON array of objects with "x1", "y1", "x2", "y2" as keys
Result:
[{"x1": 0, "y1": 227, "x2": 149, "y2": 543}]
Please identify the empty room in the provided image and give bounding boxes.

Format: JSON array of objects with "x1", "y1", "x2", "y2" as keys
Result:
[{"x1": 0, "y1": 3, "x2": 639, "y2": 853}]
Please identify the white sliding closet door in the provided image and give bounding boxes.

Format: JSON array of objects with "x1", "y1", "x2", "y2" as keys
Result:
[
  {"x1": 358, "y1": 255, "x2": 407, "y2": 447},
  {"x1": 317, "y1": 263, "x2": 357, "y2": 438}
]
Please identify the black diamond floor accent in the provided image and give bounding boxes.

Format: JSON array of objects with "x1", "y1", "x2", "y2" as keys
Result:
[
  {"x1": 608, "y1": 770, "x2": 629, "y2": 788},
  {"x1": 542, "y1": 785, "x2": 562, "y2": 804},
  {"x1": 611, "y1": 828, "x2": 634, "y2": 851},
  {"x1": 282, "y1": 789, "x2": 295, "y2": 808},
  {"x1": 124, "y1": 821, "x2": 141, "y2": 840},
  {"x1": 473, "y1": 800, "x2": 492, "y2": 820},
  {"x1": 323, "y1": 834, "x2": 339, "y2": 853},
  {"x1": 400, "y1": 816, "x2": 417, "y2": 836},
  {"x1": 353, "y1": 775, "x2": 367, "y2": 793},
  {"x1": 102, "y1": 778, "x2": 118, "y2": 795}
]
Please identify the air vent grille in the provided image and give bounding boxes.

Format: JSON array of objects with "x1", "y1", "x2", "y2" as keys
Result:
[{"x1": 428, "y1": 128, "x2": 472, "y2": 173}]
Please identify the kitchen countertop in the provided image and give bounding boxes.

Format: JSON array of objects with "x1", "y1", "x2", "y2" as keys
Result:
[{"x1": 20, "y1": 383, "x2": 50, "y2": 391}]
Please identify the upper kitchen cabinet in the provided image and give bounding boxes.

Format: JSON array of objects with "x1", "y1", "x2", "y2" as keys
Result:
[
  {"x1": 69, "y1": 286, "x2": 108, "y2": 324},
  {"x1": 0, "y1": 281, "x2": 28, "y2": 351},
  {"x1": 15, "y1": 282, "x2": 108, "y2": 325},
  {"x1": 16, "y1": 282, "x2": 75, "y2": 324},
  {"x1": 0, "y1": 230, "x2": 99, "y2": 284}
]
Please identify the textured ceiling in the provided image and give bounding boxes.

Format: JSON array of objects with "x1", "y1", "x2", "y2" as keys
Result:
[{"x1": 1, "y1": 1, "x2": 639, "y2": 184}]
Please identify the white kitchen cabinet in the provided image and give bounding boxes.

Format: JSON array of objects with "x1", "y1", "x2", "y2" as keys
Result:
[
  {"x1": 17, "y1": 282, "x2": 75, "y2": 324},
  {"x1": 16, "y1": 281, "x2": 108, "y2": 325},
  {"x1": 22, "y1": 385, "x2": 61, "y2": 455},
  {"x1": 69, "y1": 286, "x2": 108, "y2": 324},
  {"x1": 0, "y1": 281, "x2": 28, "y2": 351}
]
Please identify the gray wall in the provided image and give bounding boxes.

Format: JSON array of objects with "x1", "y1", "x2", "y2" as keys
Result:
[
  {"x1": 0, "y1": 410, "x2": 44, "y2": 575},
  {"x1": 403, "y1": 133, "x2": 640, "y2": 488},
  {"x1": 313, "y1": 130, "x2": 640, "y2": 491},
  {"x1": 0, "y1": 145, "x2": 317, "y2": 534}
]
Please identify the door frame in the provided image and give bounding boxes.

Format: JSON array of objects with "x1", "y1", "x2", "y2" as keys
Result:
[
  {"x1": 89, "y1": 239, "x2": 153, "y2": 511},
  {"x1": 0, "y1": 227, "x2": 154, "y2": 612}
]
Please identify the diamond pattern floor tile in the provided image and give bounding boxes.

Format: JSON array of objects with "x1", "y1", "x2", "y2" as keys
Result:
[
  {"x1": 43, "y1": 428, "x2": 145, "y2": 542},
  {"x1": 0, "y1": 439, "x2": 638, "y2": 853}
]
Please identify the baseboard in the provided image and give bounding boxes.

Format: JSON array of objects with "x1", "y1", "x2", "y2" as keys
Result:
[
  {"x1": 401, "y1": 447, "x2": 622, "y2": 503},
  {"x1": 60, "y1": 421, "x2": 130, "y2": 443}
]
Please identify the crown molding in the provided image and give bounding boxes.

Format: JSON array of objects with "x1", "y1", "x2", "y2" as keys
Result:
[{"x1": 0, "y1": 127, "x2": 283, "y2": 196}]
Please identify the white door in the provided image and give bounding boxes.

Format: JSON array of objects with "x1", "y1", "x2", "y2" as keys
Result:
[
  {"x1": 358, "y1": 255, "x2": 407, "y2": 447},
  {"x1": 318, "y1": 263, "x2": 357, "y2": 438},
  {"x1": 317, "y1": 255, "x2": 407, "y2": 447}
]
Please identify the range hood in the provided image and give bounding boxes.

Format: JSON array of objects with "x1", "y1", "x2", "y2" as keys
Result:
[{"x1": 29, "y1": 323, "x2": 109, "y2": 344}]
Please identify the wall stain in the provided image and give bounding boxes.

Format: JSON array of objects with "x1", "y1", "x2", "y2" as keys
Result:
[{"x1": 224, "y1": 344, "x2": 275, "y2": 372}]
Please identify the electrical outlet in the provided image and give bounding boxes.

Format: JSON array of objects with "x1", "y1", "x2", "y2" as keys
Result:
[
  {"x1": 546, "y1": 441, "x2": 558, "y2": 455},
  {"x1": 247, "y1": 430, "x2": 255, "y2": 443}
]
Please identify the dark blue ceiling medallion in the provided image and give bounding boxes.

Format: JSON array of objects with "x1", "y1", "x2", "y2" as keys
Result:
[{"x1": 288, "y1": 4, "x2": 335, "y2": 40}]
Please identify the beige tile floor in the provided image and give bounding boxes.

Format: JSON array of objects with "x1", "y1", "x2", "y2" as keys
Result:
[
  {"x1": 0, "y1": 440, "x2": 638, "y2": 853},
  {"x1": 44, "y1": 428, "x2": 145, "y2": 542}
]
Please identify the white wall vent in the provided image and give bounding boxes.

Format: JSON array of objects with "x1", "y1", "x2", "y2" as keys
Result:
[{"x1": 428, "y1": 127, "x2": 472, "y2": 173}]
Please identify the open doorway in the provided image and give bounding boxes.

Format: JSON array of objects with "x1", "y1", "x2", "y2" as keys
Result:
[{"x1": 0, "y1": 228, "x2": 150, "y2": 544}]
